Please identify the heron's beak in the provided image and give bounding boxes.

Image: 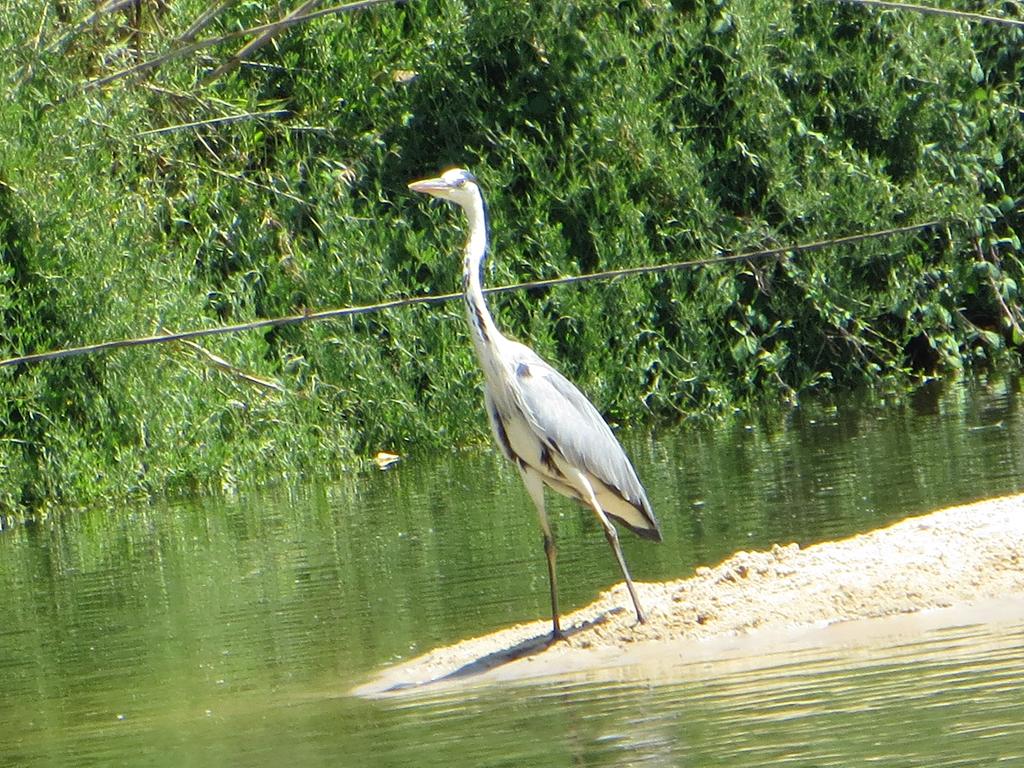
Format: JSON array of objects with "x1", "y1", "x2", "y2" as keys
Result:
[{"x1": 407, "y1": 177, "x2": 451, "y2": 199}]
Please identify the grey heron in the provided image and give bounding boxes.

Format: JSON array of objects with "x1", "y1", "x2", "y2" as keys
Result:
[{"x1": 408, "y1": 167, "x2": 662, "y2": 638}]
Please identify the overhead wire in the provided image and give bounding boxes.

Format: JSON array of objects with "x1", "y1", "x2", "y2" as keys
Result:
[{"x1": 0, "y1": 219, "x2": 947, "y2": 369}]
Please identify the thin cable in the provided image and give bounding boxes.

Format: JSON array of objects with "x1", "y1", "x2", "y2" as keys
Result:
[
  {"x1": 0, "y1": 219, "x2": 944, "y2": 369},
  {"x1": 834, "y1": 0, "x2": 1024, "y2": 29}
]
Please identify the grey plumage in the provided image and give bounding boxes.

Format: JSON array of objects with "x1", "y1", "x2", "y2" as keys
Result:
[{"x1": 490, "y1": 342, "x2": 659, "y2": 540}]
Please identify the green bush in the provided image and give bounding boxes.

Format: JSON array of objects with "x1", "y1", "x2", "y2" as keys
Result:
[{"x1": 1, "y1": 0, "x2": 1022, "y2": 520}]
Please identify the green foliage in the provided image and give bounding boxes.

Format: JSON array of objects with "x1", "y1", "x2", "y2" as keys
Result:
[{"x1": 1, "y1": 0, "x2": 1023, "y2": 520}]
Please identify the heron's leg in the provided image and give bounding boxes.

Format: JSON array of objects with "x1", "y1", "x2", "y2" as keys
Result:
[
  {"x1": 568, "y1": 469, "x2": 646, "y2": 624},
  {"x1": 520, "y1": 468, "x2": 562, "y2": 640}
]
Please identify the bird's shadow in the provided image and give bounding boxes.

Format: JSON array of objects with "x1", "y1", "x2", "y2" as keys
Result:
[{"x1": 385, "y1": 608, "x2": 623, "y2": 693}]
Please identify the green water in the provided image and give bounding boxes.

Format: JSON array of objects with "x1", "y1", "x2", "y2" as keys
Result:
[{"x1": 2, "y1": 374, "x2": 1024, "y2": 766}]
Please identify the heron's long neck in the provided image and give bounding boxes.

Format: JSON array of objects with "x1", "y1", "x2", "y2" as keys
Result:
[{"x1": 460, "y1": 192, "x2": 501, "y2": 352}]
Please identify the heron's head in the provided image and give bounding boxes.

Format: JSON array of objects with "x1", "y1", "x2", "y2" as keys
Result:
[{"x1": 407, "y1": 167, "x2": 482, "y2": 210}]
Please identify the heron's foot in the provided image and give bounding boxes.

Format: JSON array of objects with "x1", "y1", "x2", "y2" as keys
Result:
[{"x1": 547, "y1": 625, "x2": 566, "y2": 644}]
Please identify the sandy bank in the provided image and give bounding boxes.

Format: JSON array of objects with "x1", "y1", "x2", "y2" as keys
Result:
[{"x1": 354, "y1": 494, "x2": 1024, "y2": 698}]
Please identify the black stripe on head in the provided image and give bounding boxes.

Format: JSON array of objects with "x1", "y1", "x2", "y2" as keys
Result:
[
  {"x1": 480, "y1": 190, "x2": 490, "y2": 256},
  {"x1": 448, "y1": 168, "x2": 479, "y2": 185},
  {"x1": 449, "y1": 169, "x2": 488, "y2": 256}
]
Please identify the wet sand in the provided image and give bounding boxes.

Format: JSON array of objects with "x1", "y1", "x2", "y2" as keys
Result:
[{"x1": 353, "y1": 494, "x2": 1024, "y2": 698}]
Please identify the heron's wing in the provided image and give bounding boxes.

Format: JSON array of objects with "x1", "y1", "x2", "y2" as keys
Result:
[{"x1": 503, "y1": 343, "x2": 660, "y2": 539}]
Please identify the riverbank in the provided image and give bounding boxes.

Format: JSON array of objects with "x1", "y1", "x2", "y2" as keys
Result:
[{"x1": 354, "y1": 493, "x2": 1024, "y2": 697}]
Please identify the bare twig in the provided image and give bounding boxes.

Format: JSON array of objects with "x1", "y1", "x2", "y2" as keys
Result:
[
  {"x1": 201, "y1": 162, "x2": 317, "y2": 212},
  {"x1": 202, "y1": 0, "x2": 324, "y2": 86},
  {"x1": 160, "y1": 152, "x2": 314, "y2": 210},
  {"x1": 16, "y1": 0, "x2": 148, "y2": 87},
  {"x1": 14, "y1": 3, "x2": 53, "y2": 86},
  {"x1": 140, "y1": 81, "x2": 238, "y2": 111},
  {"x1": 30, "y1": 3, "x2": 50, "y2": 54},
  {"x1": 175, "y1": 338, "x2": 287, "y2": 393},
  {"x1": 84, "y1": 0, "x2": 400, "y2": 90},
  {"x1": 48, "y1": 0, "x2": 143, "y2": 55},
  {"x1": 134, "y1": 109, "x2": 290, "y2": 136},
  {"x1": 175, "y1": 0, "x2": 236, "y2": 45}
]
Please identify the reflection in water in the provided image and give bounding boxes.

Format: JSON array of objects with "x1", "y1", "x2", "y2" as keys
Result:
[
  {"x1": 385, "y1": 601, "x2": 1024, "y2": 766},
  {"x1": 1, "y1": 374, "x2": 1024, "y2": 767}
]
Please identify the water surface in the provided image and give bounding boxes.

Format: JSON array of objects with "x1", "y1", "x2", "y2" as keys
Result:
[{"x1": 2, "y1": 374, "x2": 1023, "y2": 766}]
